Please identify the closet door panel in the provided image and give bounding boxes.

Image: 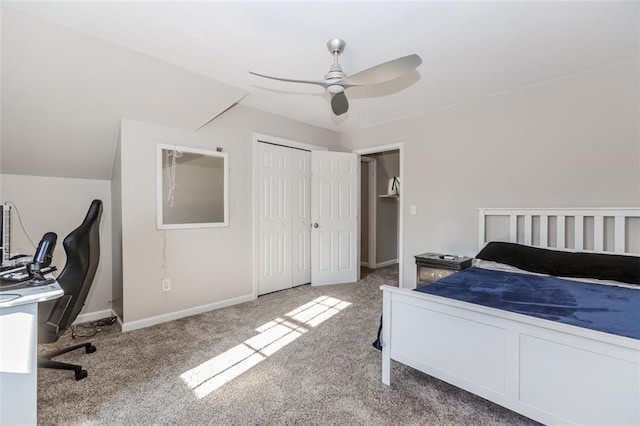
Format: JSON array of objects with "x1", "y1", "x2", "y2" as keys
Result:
[
  {"x1": 291, "y1": 149, "x2": 311, "y2": 286},
  {"x1": 257, "y1": 143, "x2": 292, "y2": 295}
]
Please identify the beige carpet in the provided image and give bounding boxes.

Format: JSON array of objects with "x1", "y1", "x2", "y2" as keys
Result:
[{"x1": 38, "y1": 265, "x2": 537, "y2": 425}]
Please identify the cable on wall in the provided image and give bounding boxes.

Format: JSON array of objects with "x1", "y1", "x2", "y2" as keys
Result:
[{"x1": 161, "y1": 230, "x2": 168, "y2": 278}]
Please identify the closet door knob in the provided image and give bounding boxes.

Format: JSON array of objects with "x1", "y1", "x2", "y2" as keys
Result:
[{"x1": 313, "y1": 223, "x2": 319, "y2": 228}]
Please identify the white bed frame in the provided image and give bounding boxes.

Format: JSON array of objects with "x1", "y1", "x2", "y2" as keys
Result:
[{"x1": 381, "y1": 208, "x2": 640, "y2": 425}]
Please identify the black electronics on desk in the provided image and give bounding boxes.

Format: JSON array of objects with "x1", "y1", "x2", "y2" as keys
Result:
[{"x1": 0, "y1": 232, "x2": 57, "y2": 286}]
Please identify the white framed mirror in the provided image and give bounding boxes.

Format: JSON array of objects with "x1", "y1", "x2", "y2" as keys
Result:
[{"x1": 157, "y1": 143, "x2": 228, "y2": 229}]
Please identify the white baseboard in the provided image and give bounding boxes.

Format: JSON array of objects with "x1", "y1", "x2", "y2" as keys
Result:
[
  {"x1": 74, "y1": 309, "x2": 116, "y2": 325},
  {"x1": 360, "y1": 261, "x2": 369, "y2": 266},
  {"x1": 120, "y1": 293, "x2": 255, "y2": 332},
  {"x1": 374, "y1": 259, "x2": 398, "y2": 269}
]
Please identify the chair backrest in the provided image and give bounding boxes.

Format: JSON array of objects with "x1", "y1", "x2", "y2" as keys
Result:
[{"x1": 39, "y1": 200, "x2": 103, "y2": 343}]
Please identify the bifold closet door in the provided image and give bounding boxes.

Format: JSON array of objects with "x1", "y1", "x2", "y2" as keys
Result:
[
  {"x1": 257, "y1": 143, "x2": 312, "y2": 295},
  {"x1": 257, "y1": 143, "x2": 293, "y2": 295}
]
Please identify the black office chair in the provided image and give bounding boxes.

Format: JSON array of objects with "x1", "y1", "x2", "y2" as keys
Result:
[{"x1": 38, "y1": 199, "x2": 103, "y2": 380}]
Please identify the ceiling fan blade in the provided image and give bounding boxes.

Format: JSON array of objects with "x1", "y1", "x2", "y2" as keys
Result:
[
  {"x1": 331, "y1": 92, "x2": 349, "y2": 116},
  {"x1": 340, "y1": 54, "x2": 422, "y2": 87},
  {"x1": 249, "y1": 71, "x2": 329, "y2": 89}
]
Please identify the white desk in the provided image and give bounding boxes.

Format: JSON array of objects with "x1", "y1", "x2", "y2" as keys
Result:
[{"x1": 0, "y1": 280, "x2": 62, "y2": 425}]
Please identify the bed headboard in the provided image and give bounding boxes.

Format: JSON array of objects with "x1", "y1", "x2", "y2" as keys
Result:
[{"x1": 478, "y1": 208, "x2": 640, "y2": 256}]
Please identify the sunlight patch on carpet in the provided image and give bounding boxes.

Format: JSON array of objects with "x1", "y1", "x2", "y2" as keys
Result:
[{"x1": 180, "y1": 296, "x2": 351, "y2": 398}]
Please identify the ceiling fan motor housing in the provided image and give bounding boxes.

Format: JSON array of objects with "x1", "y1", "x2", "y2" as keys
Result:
[
  {"x1": 325, "y1": 63, "x2": 346, "y2": 80},
  {"x1": 325, "y1": 61, "x2": 346, "y2": 93}
]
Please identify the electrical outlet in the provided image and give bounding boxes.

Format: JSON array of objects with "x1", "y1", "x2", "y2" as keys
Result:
[{"x1": 161, "y1": 278, "x2": 171, "y2": 292}]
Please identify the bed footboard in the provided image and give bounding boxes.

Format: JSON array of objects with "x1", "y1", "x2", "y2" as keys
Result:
[{"x1": 381, "y1": 285, "x2": 640, "y2": 425}]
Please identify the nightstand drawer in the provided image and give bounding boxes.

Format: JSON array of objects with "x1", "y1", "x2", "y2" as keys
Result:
[{"x1": 419, "y1": 267, "x2": 455, "y2": 282}]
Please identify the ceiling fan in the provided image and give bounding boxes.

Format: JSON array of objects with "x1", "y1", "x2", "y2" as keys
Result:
[{"x1": 249, "y1": 39, "x2": 422, "y2": 116}]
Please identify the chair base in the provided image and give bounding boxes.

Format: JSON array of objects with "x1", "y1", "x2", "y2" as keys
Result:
[{"x1": 38, "y1": 342, "x2": 96, "y2": 380}]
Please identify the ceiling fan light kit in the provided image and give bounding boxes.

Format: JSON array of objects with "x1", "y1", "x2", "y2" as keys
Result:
[{"x1": 250, "y1": 38, "x2": 422, "y2": 116}]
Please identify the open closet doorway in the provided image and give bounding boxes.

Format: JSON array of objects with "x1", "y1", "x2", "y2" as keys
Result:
[{"x1": 357, "y1": 144, "x2": 402, "y2": 287}]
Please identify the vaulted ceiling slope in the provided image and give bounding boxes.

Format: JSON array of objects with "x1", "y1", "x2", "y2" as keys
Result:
[
  {"x1": 6, "y1": 1, "x2": 638, "y2": 133},
  {"x1": 1, "y1": 7, "x2": 246, "y2": 179}
]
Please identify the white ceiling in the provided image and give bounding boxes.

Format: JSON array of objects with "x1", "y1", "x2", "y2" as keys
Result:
[{"x1": 6, "y1": 1, "x2": 639, "y2": 133}]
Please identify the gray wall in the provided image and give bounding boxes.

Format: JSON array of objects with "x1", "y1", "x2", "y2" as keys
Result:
[
  {"x1": 341, "y1": 59, "x2": 640, "y2": 288},
  {"x1": 116, "y1": 105, "x2": 340, "y2": 327}
]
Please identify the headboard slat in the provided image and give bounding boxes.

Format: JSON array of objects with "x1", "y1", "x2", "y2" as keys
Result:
[
  {"x1": 509, "y1": 215, "x2": 517, "y2": 243},
  {"x1": 557, "y1": 216, "x2": 566, "y2": 249},
  {"x1": 574, "y1": 216, "x2": 584, "y2": 250},
  {"x1": 524, "y1": 215, "x2": 532, "y2": 245},
  {"x1": 594, "y1": 216, "x2": 604, "y2": 252},
  {"x1": 614, "y1": 216, "x2": 626, "y2": 254},
  {"x1": 540, "y1": 215, "x2": 549, "y2": 248},
  {"x1": 478, "y1": 209, "x2": 486, "y2": 251}
]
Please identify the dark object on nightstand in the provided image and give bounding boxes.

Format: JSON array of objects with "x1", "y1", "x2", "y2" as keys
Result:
[{"x1": 415, "y1": 252, "x2": 472, "y2": 286}]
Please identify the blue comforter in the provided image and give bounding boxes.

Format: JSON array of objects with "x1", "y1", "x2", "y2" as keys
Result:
[{"x1": 415, "y1": 267, "x2": 640, "y2": 339}]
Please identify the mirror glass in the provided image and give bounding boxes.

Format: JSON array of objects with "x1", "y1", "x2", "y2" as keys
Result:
[{"x1": 157, "y1": 144, "x2": 228, "y2": 229}]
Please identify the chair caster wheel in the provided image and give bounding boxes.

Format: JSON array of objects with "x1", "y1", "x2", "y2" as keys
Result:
[
  {"x1": 75, "y1": 369, "x2": 88, "y2": 381},
  {"x1": 86, "y1": 345, "x2": 96, "y2": 354}
]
